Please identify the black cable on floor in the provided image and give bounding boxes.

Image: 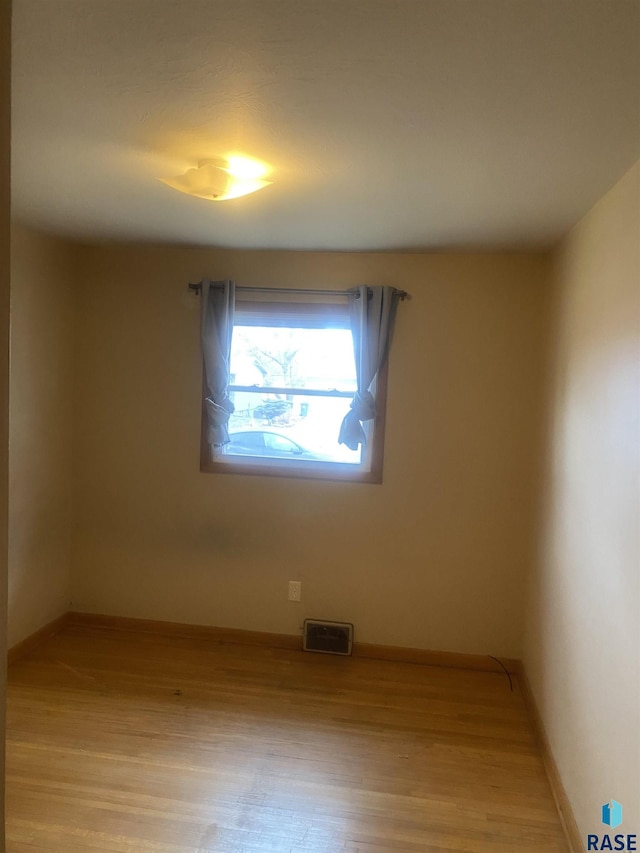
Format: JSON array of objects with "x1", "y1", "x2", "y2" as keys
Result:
[{"x1": 489, "y1": 655, "x2": 514, "y2": 692}]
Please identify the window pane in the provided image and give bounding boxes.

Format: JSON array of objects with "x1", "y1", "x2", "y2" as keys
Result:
[
  {"x1": 225, "y1": 391, "x2": 362, "y2": 465},
  {"x1": 230, "y1": 325, "x2": 357, "y2": 393}
]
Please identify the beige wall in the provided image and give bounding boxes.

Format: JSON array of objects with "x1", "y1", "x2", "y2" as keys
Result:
[
  {"x1": 0, "y1": 0, "x2": 10, "y2": 847},
  {"x1": 71, "y1": 247, "x2": 550, "y2": 657},
  {"x1": 524, "y1": 162, "x2": 640, "y2": 836},
  {"x1": 8, "y1": 226, "x2": 75, "y2": 647}
]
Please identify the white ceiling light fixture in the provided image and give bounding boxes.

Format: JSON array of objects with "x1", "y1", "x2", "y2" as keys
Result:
[{"x1": 161, "y1": 156, "x2": 272, "y2": 201}]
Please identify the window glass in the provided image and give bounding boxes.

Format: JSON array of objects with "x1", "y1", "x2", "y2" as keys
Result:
[
  {"x1": 230, "y1": 326, "x2": 357, "y2": 393},
  {"x1": 223, "y1": 319, "x2": 363, "y2": 466}
]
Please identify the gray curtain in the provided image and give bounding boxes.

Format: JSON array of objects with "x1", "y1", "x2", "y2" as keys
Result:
[
  {"x1": 201, "y1": 279, "x2": 236, "y2": 450},
  {"x1": 339, "y1": 285, "x2": 400, "y2": 451}
]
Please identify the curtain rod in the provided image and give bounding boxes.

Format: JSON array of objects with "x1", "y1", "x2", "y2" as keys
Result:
[{"x1": 188, "y1": 282, "x2": 408, "y2": 300}]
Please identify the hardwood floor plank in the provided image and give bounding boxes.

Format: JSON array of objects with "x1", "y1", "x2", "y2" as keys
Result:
[{"x1": 6, "y1": 626, "x2": 568, "y2": 852}]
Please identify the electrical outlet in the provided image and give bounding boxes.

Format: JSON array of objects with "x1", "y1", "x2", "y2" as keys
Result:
[{"x1": 288, "y1": 581, "x2": 302, "y2": 602}]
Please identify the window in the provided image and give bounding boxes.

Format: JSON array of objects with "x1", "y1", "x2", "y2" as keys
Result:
[{"x1": 200, "y1": 294, "x2": 391, "y2": 483}]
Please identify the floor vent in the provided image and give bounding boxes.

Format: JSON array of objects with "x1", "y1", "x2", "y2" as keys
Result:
[{"x1": 303, "y1": 619, "x2": 354, "y2": 656}]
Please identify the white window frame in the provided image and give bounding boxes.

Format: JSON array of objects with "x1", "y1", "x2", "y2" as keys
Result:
[{"x1": 199, "y1": 297, "x2": 388, "y2": 483}]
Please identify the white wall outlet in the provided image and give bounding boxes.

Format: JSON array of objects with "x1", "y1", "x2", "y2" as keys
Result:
[{"x1": 288, "y1": 580, "x2": 302, "y2": 602}]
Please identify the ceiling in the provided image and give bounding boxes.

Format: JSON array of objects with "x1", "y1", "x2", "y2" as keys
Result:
[{"x1": 11, "y1": 0, "x2": 640, "y2": 251}]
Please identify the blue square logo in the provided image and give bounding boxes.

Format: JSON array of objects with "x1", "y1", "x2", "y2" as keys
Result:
[{"x1": 602, "y1": 800, "x2": 623, "y2": 829}]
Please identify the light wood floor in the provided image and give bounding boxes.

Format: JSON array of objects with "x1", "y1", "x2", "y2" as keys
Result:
[{"x1": 6, "y1": 626, "x2": 568, "y2": 853}]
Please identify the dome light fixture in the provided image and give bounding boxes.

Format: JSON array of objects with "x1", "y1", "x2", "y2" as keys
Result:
[{"x1": 161, "y1": 156, "x2": 272, "y2": 201}]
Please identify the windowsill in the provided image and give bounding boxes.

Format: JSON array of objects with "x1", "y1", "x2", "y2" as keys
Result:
[{"x1": 201, "y1": 456, "x2": 382, "y2": 484}]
